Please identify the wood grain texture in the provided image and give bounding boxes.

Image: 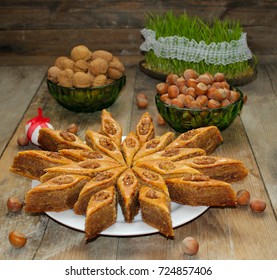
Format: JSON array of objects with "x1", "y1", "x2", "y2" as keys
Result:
[
  {"x1": 0, "y1": 0, "x2": 276, "y2": 60},
  {"x1": 0, "y1": 55, "x2": 276, "y2": 260}
]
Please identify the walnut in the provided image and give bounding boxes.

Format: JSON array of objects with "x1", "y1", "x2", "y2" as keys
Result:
[
  {"x1": 143, "y1": 170, "x2": 159, "y2": 181},
  {"x1": 52, "y1": 175, "x2": 74, "y2": 185},
  {"x1": 107, "y1": 58, "x2": 125, "y2": 80},
  {"x1": 73, "y1": 59, "x2": 89, "y2": 72},
  {"x1": 57, "y1": 70, "x2": 74, "y2": 88},
  {"x1": 138, "y1": 119, "x2": 151, "y2": 135},
  {"x1": 93, "y1": 74, "x2": 107, "y2": 87},
  {"x1": 161, "y1": 148, "x2": 180, "y2": 157},
  {"x1": 103, "y1": 120, "x2": 117, "y2": 135},
  {"x1": 47, "y1": 66, "x2": 61, "y2": 83},
  {"x1": 123, "y1": 174, "x2": 134, "y2": 186},
  {"x1": 46, "y1": 152, "x2": 63, "y2": 159},
  {"x1": 158, "y1": 161, "x2": 176, "y2": 171},
  {"x1": 55, "y1": 56, "x2": 74, "y2": 70},
  {"x1": 146, "y1": 139, "x2": 160, "y2": 149},
  {"x1": 99, "y1": 137, "x2": 116, "y2": 151},
  {"x1": 72, "y1": 72, "x2": 92, "y2": 88},
  {"x1": 146, "y1": 189, "x2": 160, "y2": 199},
  {"x1": 59, "y1": 131, "x2": 76, "y2": 142},
  {"x1": 89, "y1": 58, "x2": 108, "y2": 76},
  {"x1": 93, "y1": 191, "x2": 110, "y2": 201},
  {"x1": 125, "y1": 138, "x2": 136, "y2": 148},
  {"x1": 91, "y1": 50, "x2": 113, "y2": 63},
  {"x1": 94, "y1": 171, "x2": 113, "y2": 181},
  {"x1": 78, "y1": 160, "x2": 101, "y2": 169},
  {"x1": 192, "y1": 156, "x2": 217, "y2": 165},
  {"x1": 82, "y1": 151, "x2": 103, "y2": 159},
  {"x1": 70, "y1": 45, "x2": 91, "y2": 61}
]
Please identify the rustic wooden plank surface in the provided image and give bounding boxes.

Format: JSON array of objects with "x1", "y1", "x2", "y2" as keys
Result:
[
  {"x1": 0, "y1": 0, "x2": 276, "y2": 59},
  {"x1": 0, "y1": 55, "x2": 276, "y2": 260},
  {"x1": 0, "y1": 66, "x2": 47, "y2": 155}
]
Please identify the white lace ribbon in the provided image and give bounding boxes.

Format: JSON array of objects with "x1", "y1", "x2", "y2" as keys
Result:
[{"x1": 140, "y1": 28, "x2": 252, "y2": 65}]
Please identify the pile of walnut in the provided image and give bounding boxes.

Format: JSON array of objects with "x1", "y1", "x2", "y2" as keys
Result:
[
  {"x1": 47, "y1": 45, "x2": 125, "y2": 88},
  {"x1": 156, "y1": 69, "x2": 241, "y2": 109}
]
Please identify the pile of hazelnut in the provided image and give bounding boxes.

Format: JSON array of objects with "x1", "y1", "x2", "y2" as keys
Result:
[
  {"x1": 156, "y1": 69, "x2": 241, "y2": 110},
  {"x1": 47, "y1": 45, "x2": 125, "y2": 88}
]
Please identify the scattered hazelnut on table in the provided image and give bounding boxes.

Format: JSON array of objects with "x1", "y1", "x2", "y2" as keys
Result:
[
  {"x1": 181, "y1": 236, "x2": 199, "y2": 256},
  {"x1": 7, "y1": 197, "x2": 24, "y2": 213},
  {"x1": 236, "y1": 189, "x2": 251, "y2": 206},
  {"x1": 17, "y1": 133, "x2": 29, "y2": 146},
  {"x1": 136, "y1": 92, "x2": 148, "y2": 109},
  {"x1": 66, "y1": 123, "x2": 79, "y2": 135},
  {"x1": 9, "y1": 230, "x2": 27, "y2": 248},
  {"x1": 250, "y1": 198, "x2": 266, "y2": 213},
  {"x1": 157, "y1": 114, "x2": 166, "y2": 126}
]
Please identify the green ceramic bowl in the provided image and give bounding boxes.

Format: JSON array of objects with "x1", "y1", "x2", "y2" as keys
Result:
[
  {"x1": 47, "y1": 75, "x2": 126, "y2": 112},
  {"x1": 155, "y1": 88, "x2": 244, "y2": 133}
]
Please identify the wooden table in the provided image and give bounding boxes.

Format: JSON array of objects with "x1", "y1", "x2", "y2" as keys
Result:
[{"x1": 0, "y1": 55, "x2": 276, "y2": 260}]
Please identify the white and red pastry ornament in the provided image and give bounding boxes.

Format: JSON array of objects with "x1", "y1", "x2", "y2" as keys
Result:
[{"x1": 25, "y1": 108, "x2": 53, "y2": 145}]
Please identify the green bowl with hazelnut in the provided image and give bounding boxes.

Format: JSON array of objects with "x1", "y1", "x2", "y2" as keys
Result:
[
  {"x1": 47, "y1": 75, "x2": 126, "y2": 113},
  {"x1": 155, "y1": 88, "x2": 244, "y2": 133}
]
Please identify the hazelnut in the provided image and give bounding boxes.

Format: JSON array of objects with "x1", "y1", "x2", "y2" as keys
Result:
[
  {"x1": 160, "y1": 94, "x2": 170, "y2": 103},
  {"x1": 171, "y1": 98, "x2": 184, "y2": 108},
  {"x1": 188, "y1": 100, "x2": 202, "y2": 109},
  {"x1": 168, "y1": 85, "x2": 179, "y2": 99},
  {"x1": 136, "y1": 97, "x2": 148, "y2": 109},
  {"x1": 186, "y1": 78, "x2": 198, "y2": 88},
  {"x1": 17, "y1": 133, "x2": 29, "y2": 146},
  {"x1": 181, "y1": 236, "x2": 199, "y2": 255},
  {"x1": 214, "y1": 72, "x2": 225, "y2": 82},
  {"x1": 176, "y1": 77, "x2": 186, "y2": 87},
  {"x1": 197, "y1": 74, "x2": 211, "y2": 85},
  {"x1": 156, "y1": 83, "x2": 168, "y2": 95},
  {"x1": 185, "y1": 87, "x2": 196, "y2": 98},
  {"x1": 183, "y1": 95, "x2": 195, "y2": 107},
  {"x1": 221, "y1": 99, "x2": 231, "y2": 107},
  {"x1": 250, "y1": 198, "x2": 266, "y2": 212},
  {"x1": 237, "y1": 189, "x2": 250, "y2": 206},
  {"x1": 166, "y1": 74, "x2": 178, "y2": 85},
  {"x1": 229, "y1": 91, "x2": 240, "y2": 103},
  {"x1": 9, "y1": 230, "x2": 27, "y2": 248},
  {"x1": 66, "y1": 123, "x2": 78, "y2": 135},
  {"x1": 196, "y1": 95, "x2": 208, "y2": 107},
  {"x1": 183, "y1": 69, "x2": 198, "y2": 80},
  {"x1": 157, "y1": 114, "x2": 166, "y2": 126},
  {"x1": 7, "y1": 197, "x2": 24, "y2": 213},
  {"x1": 177, "y1": 94, "x2": 186, "y2": 104},
  {"x1": 137, "y1": 92, "x2": 147, "y2": 100},
  {"x1": 179, "y1": 84, "x2": 187, "y2": 94},
  {"x1": 207, "y1": 99, "x2": 221, "y2": 109},
  {"x1": 195, "y1": 82, "x2": 208, "y2": 95}
]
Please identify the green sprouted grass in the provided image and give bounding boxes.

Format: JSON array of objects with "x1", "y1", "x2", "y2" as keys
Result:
[{"x1": 143, "y1": 11, "x2": 256, "y2": 79}]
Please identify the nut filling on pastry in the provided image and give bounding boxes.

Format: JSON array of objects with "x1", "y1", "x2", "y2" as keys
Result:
[
  {"x1": 123, "y1": 174, "x2": 135, "y2": 186},
  {"x1": 138, "y1": 120, "x2": 151, "y2": 135},
  {"x1": 99, "y1": 137, "x2": 116, "y2": 151},
  {"x1": 146, "y1": 189, "x2": 160, "y2": 199},
  {"x1": 103, "y1": 120, "x2": 117, "y2": 135},
  {"x1": 192, "y1": 156, "x2": 217, "y2": 165},
  {"x1": 51, "y1": 175, "x2": 75, "y2": 185},
  {"x1": 93, "y1": 191, "x2": 110, "y2": 202},
  {"x1": 94, "y1": 171, "x2": 113, "y2": 181},
  {"x1": 158, "y1": 161, "x2": 176, "y2": 171},
  {"x1": 60, "y1": 131, "x2": 76, "y2": 142},
  {"x1": 143, "y1": 171, "x2": 159, "y2": 181},
  {"x1": 125, "y1": 138, "x2": 137, "y2": 148},
  {"x1": 161, "y1": 148, "x2": 180, "y2": 157},
  {"x1": 78, "y1": 161, "x2": 101, "y2": 169},
  {"x1": 146, "y1": 139, "x2": 160, "y2": 149}
]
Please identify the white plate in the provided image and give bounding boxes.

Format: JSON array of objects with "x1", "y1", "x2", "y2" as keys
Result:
[{"x1": 32, "y1": 180, "x2": 208, "y2": 236}]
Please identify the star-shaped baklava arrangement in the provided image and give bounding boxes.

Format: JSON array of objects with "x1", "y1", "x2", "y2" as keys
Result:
[{"x1": 10, "y1": 110, "x2": 248, "y2": 241}]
